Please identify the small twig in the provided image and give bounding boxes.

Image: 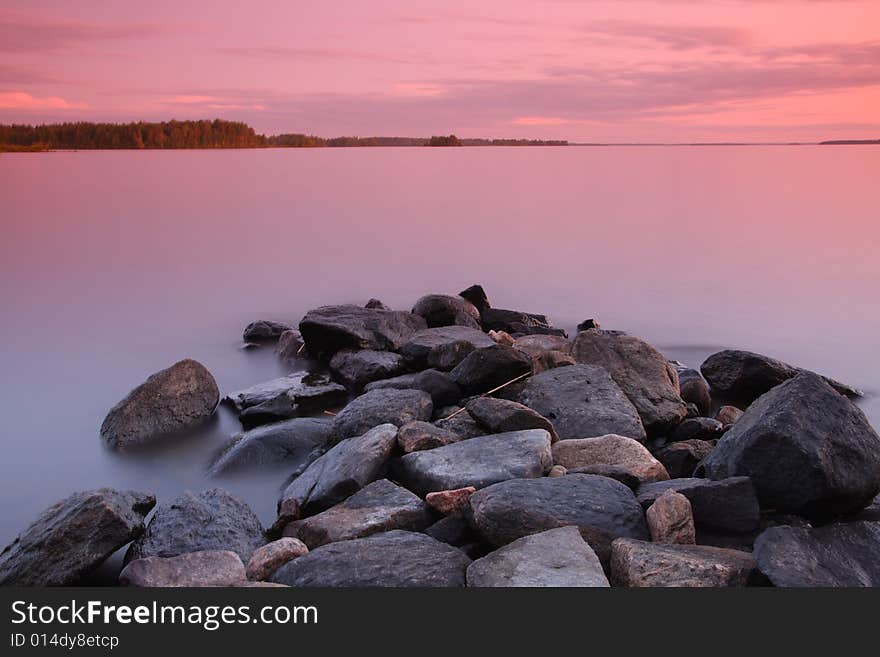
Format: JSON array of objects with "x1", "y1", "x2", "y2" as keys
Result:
[
  {"x1": 296, "y1": 343, "x2": 305, "y2": 355},
  {"x1": 442, "y1": 370, "x2": 533, "y2": 421},
  {"x1": 323, "y1": 410, "x2": 336, "y2": 416}
]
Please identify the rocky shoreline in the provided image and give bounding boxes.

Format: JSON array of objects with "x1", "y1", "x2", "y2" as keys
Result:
[{"x1": 2, "y1": 284, "x2": 879, "y2": 587}]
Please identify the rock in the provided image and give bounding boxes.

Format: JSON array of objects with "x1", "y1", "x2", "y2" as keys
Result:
[
  {"x1": 715, "y1": 405, "x2": 743, "y2": 426},
  {"x1": 330, "y1": 388, "x2": 433, "y2": 441},
  {"x1": 532, "y1": 350, "x2": 577, "y2": 373},
  {"x1": 224, "y1": 373, "x2": 347, "y2": 413},
  {"x1": 458, "y1": 284, "x2": 490, "y2": 312},
  {"x1": 0, "y1": 488, "x2": 155, "y2": 586},
  {"x1": 671, "y1": 417, "x2": 724, "y2": 442},
  {"x1": 684, "y1": 402, "x2": 700, "y2": 418},
  {"x1": 400, "y1": 326, "x2": 495, "y2": 370},
  {"x1": 329, "y1": 349, "x2": 408, "y2": 388},
  {"x1": 567, "y1": 465, "x2": 641, "y2": 490},
  {"x1": 513, "y1": 334, "x2": 571, "y2": 357},
  {"x1": 467, "y1": 526, "x2": 609, "y2": 587},
  {"x1": 208, "y1": 417, "x2": 333, "y2": 476},
  {"x1": 480, "y1": 308, "x2": 558, "y2": 336},
  {"x1": 364, "y1": 298, "x2": 389, "y2": 310},
  {"x1": 675, "y1": 365, "x2": 712, "y2": 416},
  {"x1": 120, "y1": 551, "x2": 246, "y2": 587},
  {"x1": 397, "y1": 420, "x2": 461, "y2": 453},
  {"x1": 393, "y1": 429, "x2": 553, "y2": 496},
  {"x1": 412, "y1": 294, "x2": 481, "y2": 328},
  {"x1": 610, "y1": 538, "x2": 756, "y2": 587},
  {"x1": 426, "y1": 515, "x2": 478, "y2": 547},
  {"x1": 552, "y1": 434, "x2": 669, "y2": 484},
  {"x1": 548, "y1": 465, "x2": 567, "y2": 477},
  {"x1": 449, "y1": 345, "x2": 533, "y2": 396},
  {"x1": 365, "y1": 369, "x2": 462, "y2": 408},
  {"x1": 299, "y1": 304, "x2": 427, "y2": 359},
  {"x1": 243, "y1": 320, "x2": 292, "y2": 342},
  {"x1": 488, "y1": 330, "x2": 516, "y2": 346},
  {"x1": 696, "y1": 372, "x2": 880, "y2": 518},
  {"x1": 518, "y1": 364, "x2": 646, "y2": 442},
  {"x1": 466, "y1": 474, "x2": 648, "y2": 562},
  {"x1": 280, "y1": 424, "x2": 398, "y2": 515},
  {"x1": 573, "y1": 330, "x2": 686, "y2": 435},
  {"x1": 434, "y1": 407, "x2": 486, "y2": 438},
  {"x1": 654, "y1": 439, "x2": 714, "y2": 478},
  {"x1": 646, "y1": 490, "x2": 695, "y2": 544},
  {"x1": 700, "y1": 349, "x2": 861, "y2": 404},
  {"x1": 246, "y1": 538, "x2": 309, "y2": 581},
  {"x1": 576, "y1": 319, "x2": 600, "y2": 332},
  {"x1": 753, "y1": 521, "x2": 880, "y2": 587},
  {"x1": 426, "y1": 487, "x2": 476, "y2": 515},
  {"x1": 238, "y1": 394, "x2": 299, "y2": 429},
  {"x1": 283, "y1": 479, "x2": 429, "y2": 548},
  {"x1": 270, "y1": 530, "x2": 470, "y2": 587},
  {"x1": 126, "y1": 489, "x2": 264, "y2": 564},
  {"x1": 637, "y1": 477, "x2": 760, "y2": 533},
  {"x1": 100, "y1": 359, "x2": 220, "y2": 450},
  {"x1": 466, "y1": 397, "x2": 559, "y2": 442},
  {"x1": 267, "y1": 498, "x2": 301, "y2": 540}
]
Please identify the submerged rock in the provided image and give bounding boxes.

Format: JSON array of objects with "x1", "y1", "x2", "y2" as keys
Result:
[
  {"x1": 551, "y1": 434, "x2": 669, "y2": 484},
  {"x1": 412, "y1": 294, "x2": 482, "y2": 328},
  {"x1": 329, "y1": 349, "x2": 407, "y2": 388},
  {"x1": 449, "y1": 345, "x2": 533, "y2": 396},
  {"x1": 330, "y1": 388, "x2": 433, "y2": 441},
  {"x1": 120, "y1": 551, "x2": 246, "y2": 587},
  {"x1": 238, "y1": 394, "x2": 298, "y2": 429},
  {"x1": 243, "y1": 320, "x2": 292, "y2": 343},
  {"x1": 466, "y1": 397, "x2": 559, "y2": 442},
  {"x1": 637, "y1": 477, "x2": 760, "y2": 534},
  {"x1": 400, "y1": 326, "x2": 495, "y2": 370},
  {"x1": 299, "y1": 304, "x2": 426, "y2": 359}
]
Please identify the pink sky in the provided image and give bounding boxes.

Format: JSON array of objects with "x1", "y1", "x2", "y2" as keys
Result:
[{"x1": 1, "y1": 0, "x2": 879, "y2": 141}]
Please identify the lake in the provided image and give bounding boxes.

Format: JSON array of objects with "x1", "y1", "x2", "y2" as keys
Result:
[{"x1": 1, "y1": 145, "x2": 878, "y2": 549}]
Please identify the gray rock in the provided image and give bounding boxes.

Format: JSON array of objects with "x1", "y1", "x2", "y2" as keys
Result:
[
  {"x1": 100, "y1": 359, "x2": 219, "y2": 450},
  {"x1": 400, "y1": 326, "x2": 495, "y2": 370},
  {"x1": 330, "y1": 388, "x2": 433, "y2": 441},
  {"x1": 567, "y1": 465, "x2": 641, "y2": 490},
  {"x1": 397, "y1": 420, "x2": 461, "y2": 453},
  {"x1": 0, "y1": 488, "x2": 155, "y2": 586},
  {"x1": 270, "y1": 530, "x2": 471, "y2": 587},
  {"x1": 412, "y1": 294, "x2": 482, "y2": 328},
  {"x1": 238, "y1": 394, "x2": 298, "y2": 429},
  {"x1": 466, "y1": 397, "x2": 559, "y2": 442},
  {"x1": 636, "y1": 477, "x2": 760, "y2": 533},
  {"x1": 120, "y1": 551, "x2": 246, "y2": 587},
  {"x1": 243, "y1": 320, "x2": 292, "y2": 342},
  {"x1": 329, "y1": 349, "x2": 408, "y2": 388},
  {"x1": 450, "y1": 345, "x2": 533, "y2": 396},
  {"x1": 299, "y1": 304, "x2": 427, "y2": 359},
  {"x1": 671, "y1": 417, "x2": 724, "y2": 442},
  {"x1": 611, "y1": 538, "x2": 756, "y2": 587},
  {"x1": 364, "y1": 298, "x2": 389, "y2": 310},
  {"x1": 275, "y1": 329, "x2": 305, "y2": 360},
  {"x1": 655, "y1": 439, "x2": 714, "y2": 478},
  {"x1": 365, "y1": 369, "x2": 462, "y2": 408},
  {"x1": 466, "y1": 526, "x2": 609, "y2": 587},
  {"x1": 434, "y1": 407, "x2": 486, "y2": 439},
  {"x1": 224, "y1": 373, "x2": 347, "y2": 413},
  {"x1": 480, "y1": 307, "x2": 558, "y2": 336}
]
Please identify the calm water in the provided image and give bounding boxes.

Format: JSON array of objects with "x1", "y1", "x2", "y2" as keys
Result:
[{"x1": 1, "y1": 146, "x2": 879, "y2": 548}]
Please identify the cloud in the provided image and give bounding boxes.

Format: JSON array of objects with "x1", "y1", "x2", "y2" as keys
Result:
[
  {"x1": 0, "y1": 91, "x2": 87, "y2": 110},
  {"x1": 577, "y1": 20, "x2": 753, "y2": 50},
  {"x1": 216, "y1": 46, "x2": 414, "y2": 65}
]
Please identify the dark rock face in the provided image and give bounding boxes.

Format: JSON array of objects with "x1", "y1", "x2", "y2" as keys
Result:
[
  {"x1": 449, "y1": 345, "x2": 533, "y2": 396},
  {"x1": 671, "y1": 417, "x2": 724, "y2": 442},
  {"x1": 480, "y1": 308, "x2": 561, "y2": 337},
  {"x1": 518, "y1": 364, "x2": 646, "y2": 442},
  {"x1": 675, "y1": 365, "x2": 712, "y2": 416},
  {"x1": 397, "y1": 420, "x2": 461, "y2": 453},
  {"x1": 243, "y1": 320, "x2": 292, "y2": 343},
  {"x1": 466, "y1": 397, "x2": 559, "y2": 442},
  {"x1": 270, "y1": 530, "x2": 471, "y2": 587},
  {"x1": 426, "y1": 515, "x2": 478, "y2": 547},
  {"x1": 224, "y1": 374, "x2": 347, "y2": 413},
  {"x1": 120, "y1": 551, "x2": 246, "y2": 587},
  {"x1": 573, "y1": 330, "x2": 686, "y2": 435},
  {"x1": 365, "y1": 369, "x2": 462, "y2": 408},
  {"x1": 329, "y1": 349, "x2": 408, "y2": 388},
  {"x1": 0, "y1": 488, "x2": 155, "y2": 586},
  {"x1": 238, "y1": 394, "x2": 299, "y2": 429},
  {"x1": 100, "y1": 359, "x2": 220, "y2": 450},
  {"x1": 126, "y1": 489, "x2": 264, "y2": 564},
  {"x1": 299, "y1": 304, "x2": 427, "y2": 360},
  {"x1": 753, "y1": 522, "x2": 880, "y2": 587},
  {"x1": 400, "y1": 326, "x2": 495, "y2": 370},
  {"x1": 393, "y1": 429, "x2": 553, "y2": 496},
  {"x1": 330, "y1": 388, "x2": 433, "y2": 442},
  {"x1": 610, "y1": 538, "x2": 756, "y2": 587},
  {"x1": 655, "y1": 439, "x2": 715, "y2": 478},
  {"x1": 466, "y1": 474, "x2": 648, "y2": 562},
  {"x1": 636, "y1": 477, "x2": 760, "y2": 534},
  {"x1": 411, "y1": 294, "x2": 482, "y2": 329},
  {"x1": 467, "y1": 527, "x2": 609, "y2": 587},
  {"x1": 700, "y1": 349, "x2": 861, "y2": 404},
  {"x1": 283, "y1": 479, "x2": 430, "y2": 548},
  {"x1": 208, "y1": 417, "x2": 333, "y2": 476},
  {"x1": 280, "y1": 424, "x2": 398, "y2": 515},
  {"x1": 458, "y1": 284, "x2": 491, "y2": 312},
  {"x1": 576, "y1": 319, "x2": 601, "y2": 332},
  {"x1": 696, "y1": 372, "x2": 880, "y2": 518}
]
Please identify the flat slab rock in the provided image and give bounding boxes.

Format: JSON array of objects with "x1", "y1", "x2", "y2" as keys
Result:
[
  {"x1": 120, "y1": 550, "x2": 246, "y2": 587},
  {"x1": 299, "y1": 304, "x2": 427, "y2": 359},
  {"x1": 330, "y1": 388, "x2": 433, "y2": 442},
  {"x1": 611, "y1": 538, "x2": 756, "y2": 587},
  {"x1": 393, "y1": 429, "x2": 553, "y2": 497},
  {"x1": 636, "y1": 477, "x2": 760, "y2": 534},
  {"x1": 224, "y1": 373, "x2": 347, "y2": 413},
  {"x1": 269, "y1": 530, "x2": 471, "y2": 587},
  {"x1": 400, "y1": 326, "x2": 495, "y2": 370},
  {"x1": 467, "y1": 526, "x2": 609, "y2": 587},
  {"x1": 466, "y1": 397, "x2": 559, "y2": 442},
  {"x1": 552, "y1": 434, "x2": 669, "y2": 484},
  {"x1": 0, "y1": 488, "x2": 155, "y2": 586}
]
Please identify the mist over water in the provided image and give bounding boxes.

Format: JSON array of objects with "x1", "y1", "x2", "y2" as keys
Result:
[{"x1": 1, "y1": 145, "x2": 878, "y2": 547}]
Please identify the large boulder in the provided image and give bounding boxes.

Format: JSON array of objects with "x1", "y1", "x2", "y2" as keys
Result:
[
  {"x1": 518, "y1": 364, "x2": 646, "y2": 442},
  {"x1": 243, "y1": 320, "x2": 292, "y2": 343},
  {"x1": 610, "y1": 538, "x2": 756, "y2": 587},
  {"x1": 299, "y1": 305, "x2": 427, "y2": 359},
  {"x1": 696, "y1": 372, "x2": 880, "y2": 518},
  {"x1": 400, "y1": 326, "x2": 495, "y2": 370},
  {"x1": 573, "y1": 330, "x2": 686, "y2": 435},
  {"x1": 126, "y1": 489, "x2": 264, "y2": 564},
  {"x1": 329, "y1": 349, "x2": 407, "y2": 388},
  {"x1": 120, "y1": 551, "x2": 246, "y2": 587},
  {"x1": 269, "y1": 530, "x2": 470, "y2": 587},
  {"x1": 411, "y1": 294, "x2": 481, "y2": 328},
  {"x1": 0, "y1": 489, "x2": 155, "y2": 586},
  {"x1": 280, "y1": 424, "x2": 398, "y2": 515},
  {"x1": 700, "y1": 349, "x2": 861, "y2": 404},
  {"x1": 466, "y1": 474, "x2": 648, "y2": 561},
  {"x1": 753, "y1": 521, "x2": 880, "y2": 587},
  {"x1": 466, "y1": 397, "x2": 559, "y2": 442},
  {"x1": 393, "y1": 429, "x2": 553, "y2": 496},
  {"x1": 224, "y1": 373, "x2": 347, "y2": 413},
  {"x1": 283, "y1": 479, "x2": 430, "y2": 548},
  {"x1": 466, "y1": 526, "x2": 609, "y2": 587},
  {"x1": 208, "y1": 417, "x2": 333, "y2": 476},
  {"x1": 449, "y1": 345, "x2": 533, "y2": 396},
  {"x1": 636, "y1": 477, "x2": 760, "y2": 534},
  {"x1": 330, "y1": 388, "x2": 433, "y2": 441},
  {"x1": 552, "y1": 434, "x2": 669, "y2": 484},
  {"x1": 100, "y1": 359, "x2": 219, "y2": 450},
  {"x1": 365, "y1": 369, "x2": 462, "y2": 408}
]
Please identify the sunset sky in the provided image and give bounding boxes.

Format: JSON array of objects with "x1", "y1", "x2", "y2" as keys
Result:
[{"x1": 1, "y1": 0, "x2": 878, "y2": 142}]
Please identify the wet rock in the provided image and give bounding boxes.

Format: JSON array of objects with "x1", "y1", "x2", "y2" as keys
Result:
[
  {"x1": 400, "y1": 326, "x2": 494, "y2": 370},
  {"x1": 238, "y1": 394, "x2": 298, "y2": 429},
  {"x1": 246, "y1": 538, "x2": 309, "y2": 581},
  {"x1": 329, "y1": 349, "x2": 407, "y2": 388},
  {"x1": 467, "y1": 526, "x2": 609, "y2": 587},
  {"x1": 225, "y1": 374, "x2": 347, "y2": 413},
  {"x1": 412, "y1": 294, "x2": 482, "y2": 328},
  {"x1": 449, "y1": 345, "x2": 533, "y2": 396},
  {"x1": 513, "y1": 334, "x2": 571, "y2": 357},
  {"x1": 611, "y1": 538, "x2": 756, "y2": 587},
  {"x1": 365, "y1": 369, "x2": 462, "y2": 408},
  {"x1": 284, "y1": 479, "x2": 429, "y2": 548},
  {"x1": 637, "y1": 477, "x2": 760, "y2": 534},
  {"x1": 426, "y1": 487, "x2": 476, "y2": 516},
  {"x1": 434, "y1": 407, "x2": 486, "y2": 439},
  {"x1": 126, "y1": 489, "x2": 264, "y2": 564},
  {"x1": 458, "y1": 284, "x2": 491, "y2": 312},
  {"x1": 0, "y1": 488, "x2": 155, "y2": 586},
  {"x1": 675, "y1": 365, "x2": 712, "y2": 416},
  {"x1": 397, "y1": 420, "x2": 461, "y2": 453},
  {"x1": 394, "y1": 429, "x2": 553, "y2": 496},
  {"x1": 330, "y1": 388, "x2": 433, "y2": 441},
  {"x1": 466, "y1": 397, "x2": 559, "y2": 442},
  {"x1": 573, "y1": 330, "x2": 686, "y2": 435},
  {"x1": 654, "y1": 439, "x2": 714, "y2": 478},
  {"x1": 671, "y1": 417, "x2": 724, "y2": 442},
  {"x1": 715, "y1": 405, "x2": 743, "y2": 426},
  {"x1": 270, "y1": 530, "x2": 470, "y2": 587},
  {"x1": 120, "y1": 551, "x2": 246, "y2": 587},
  {"x1": 518, "y1": 364, "x2": 646, "y2": 442},
  {"x1": 566, "y1": 465, "x2": 641, "y2": 490},
  {"x1": 299, "y1": 304, "x2": 427, "y2": 360},
  {"x1": 552, "y1": 434, "x2": 669, "y2": 484},
  {"x1": 646, "y1": 490, "x2": 695, "y2": 544},
  {"x1": 243, "y1": 320, "x2": 292, "y2": 343},
  {"x1": 100, "y1": 359, "x2": 220, "y2": 450},
  {"x1": 696, "y1": 372, "x2": 880, "y2": 518}
]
